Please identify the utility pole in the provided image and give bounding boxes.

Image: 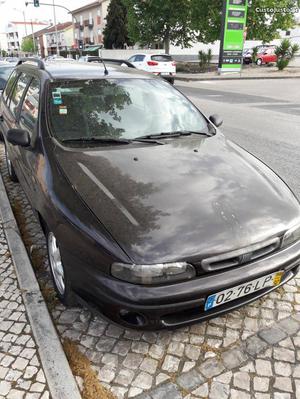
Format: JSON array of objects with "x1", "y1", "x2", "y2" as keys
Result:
[
  {"x1": 52, "y1": 0, "x2": 60, "y2": 55},
  {"x1": 30, "y1": 20, "x2": 36, "y2": 54},
  {"x1": 23, "y1": 10, "x2": 28, "y2": 36}
]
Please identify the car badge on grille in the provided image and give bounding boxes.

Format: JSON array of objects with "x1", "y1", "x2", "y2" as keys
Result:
[{"x1": 239, "y1": 252, "x2": 253, "y2": 264}]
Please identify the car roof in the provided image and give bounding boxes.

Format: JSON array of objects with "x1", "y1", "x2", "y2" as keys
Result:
[{"x1": 16, "y1": 60, "x2": 155, "y2": 81}]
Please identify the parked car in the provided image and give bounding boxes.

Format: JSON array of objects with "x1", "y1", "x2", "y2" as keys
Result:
[
  {"x1": 3, "y1": 57, "x2": 19, "y2": 64},
  {"x1": 1, "y1": 58, "x2": 300, "y2": 330},
  {"x1": 128, "y1": 53, "x2": 176, "y2": 84},
  {"x1": 256, "y1": 46, "x2": 277, "y2": 66},
  {"x1": 243, "y1": 48, "x2": 253, "y2": 64},
  {"x1": 78, "y1": 56, "x2": 135, "y2": 69},
  {"x1": 0, "y1": 62, "x2": 14, "y2": 93}
]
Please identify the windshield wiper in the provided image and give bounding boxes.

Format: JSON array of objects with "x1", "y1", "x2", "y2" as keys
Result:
[
  {"x1": 136, "y1": 130, "x2": 210, "y2": 140},
  {"x1": 62, "y1": 137, "x2": 131, "y2": 144}
]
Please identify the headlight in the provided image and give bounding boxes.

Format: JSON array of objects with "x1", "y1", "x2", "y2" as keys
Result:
[
  {"x1": 111, "y1": 262, "x2": 196, "y2": 285},
  {"x1": 282, "y1": 224, "x2": 300, "y2": 248}
]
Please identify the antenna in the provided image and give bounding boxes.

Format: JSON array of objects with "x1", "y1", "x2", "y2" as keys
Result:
[
  {"x1": 102, "y1": 59, "x2": 109, "y2": 76},
  {"x1": 98, "y1": 45, "x2": 108, "y2": 76}
]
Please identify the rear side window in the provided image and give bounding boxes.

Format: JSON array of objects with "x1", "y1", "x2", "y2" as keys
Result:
[
  {"x1": 9, "y1": 73, "x2": 31, "y2": 118},
  {"x1": 19, "y1": 78, "x2": 40, "y2": 138},
  {"x1": 135, "y1": 55, "x2": 145, "y2": 62},
  {"x1": 151, "y1": 55, "x2": 173, "y2": 62},
  {"x1": 3, "y1": 70, "x2": 18, "y2": 103}
]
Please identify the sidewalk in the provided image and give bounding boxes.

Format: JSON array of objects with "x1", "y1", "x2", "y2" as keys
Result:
[
  {"x1": 175, "y1": 65, "x2": 300, "y2": 81},
  {"x1": 0, "y1": 221, "x2": 50, "y2": 399}
]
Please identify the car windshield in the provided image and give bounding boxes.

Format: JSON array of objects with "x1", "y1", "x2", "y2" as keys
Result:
[{"x1": 49, "y1": 78, "x2": 209, "y2": 142}]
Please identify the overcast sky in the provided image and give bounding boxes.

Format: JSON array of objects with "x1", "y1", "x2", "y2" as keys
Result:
[{"x1": 0, "y1": 0, "x2": 91, "y2": 32}]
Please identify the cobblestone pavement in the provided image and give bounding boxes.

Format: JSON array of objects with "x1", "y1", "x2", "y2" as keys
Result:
[
  {"x1": 0, "y1": 221, "x2": 50, "y2": 398},
  {"x1": 0, "y1": 143, "x2": 300, "y2": 399}
]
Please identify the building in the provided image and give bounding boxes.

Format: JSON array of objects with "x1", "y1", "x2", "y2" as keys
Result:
[
  {"x1": 0, "y1": 33, "x2": 8, "y2": 53},
  {"x1": 5, "y1": 21, "x2": 48, "y2": 53},
  {"x1": 44, "y1": 22, "x2": 73, "y2": 55},
  {"x1": 71, "y1": 0, "x2": 109, "y2": 50}
]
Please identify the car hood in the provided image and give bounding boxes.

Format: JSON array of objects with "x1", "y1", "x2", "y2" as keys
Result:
[{"x1": 54, "y1": 134, "x2": 300, "y2": 264}]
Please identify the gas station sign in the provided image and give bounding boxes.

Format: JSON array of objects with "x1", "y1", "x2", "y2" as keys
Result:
[{"x1": 218, "y1": 0, "x2": 248, "y2": 73}]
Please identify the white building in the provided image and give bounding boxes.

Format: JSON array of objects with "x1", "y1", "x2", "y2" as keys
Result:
[{"x1": 5, "y1": 20, "x2": 48, "y2": 53}]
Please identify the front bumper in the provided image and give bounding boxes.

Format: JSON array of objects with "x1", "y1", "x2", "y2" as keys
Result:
[{"x1": 72, "y1": 240, "x2": 300, "y2": 330}]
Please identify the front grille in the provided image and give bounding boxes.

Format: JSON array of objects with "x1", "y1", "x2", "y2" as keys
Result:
[{"x1": 196, "y1": 237, "x2": 280, "y2": 273}]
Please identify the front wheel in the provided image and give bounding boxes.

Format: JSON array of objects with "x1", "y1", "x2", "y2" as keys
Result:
[
  {"x1": 46, "y1": 230, "x2": 76, "y2": 306},
  {"x1": 5, "y1": 146, "x2": 18, "y2": 182},
  {"x1": 256, "y1": 58, "x2": 262, "y2": 66}
]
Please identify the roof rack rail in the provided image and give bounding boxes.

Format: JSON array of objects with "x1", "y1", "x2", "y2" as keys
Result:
[{"x1": 17, "y1": 58, "x2": 45, "y2": 70}]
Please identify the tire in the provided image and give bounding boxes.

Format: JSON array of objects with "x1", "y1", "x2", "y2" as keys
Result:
[
  {"x1": 5, "y1": 146, "x2": 18, "y2": 182},
  {"x1": 256, "y1": 58, "x2": 262, "y2": 66},
  {"x1": 46, "y1": 229, "x2": 76, "y2": 306}
]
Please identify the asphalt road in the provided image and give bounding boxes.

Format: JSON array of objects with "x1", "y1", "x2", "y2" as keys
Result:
[{"x1": 176, "y1": 79, "x2": 300, "y2": 199}]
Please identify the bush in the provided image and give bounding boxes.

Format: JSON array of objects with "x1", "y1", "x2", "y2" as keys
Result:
[
  {"x1": 275, "y1": 38, "x2": 300, "y2": 71},
  {"x1": 198, "y1": 48, "x2": 212, "y2": 72},
  {"x1": 251, "y1": 46, "x2": 259, "y2": 64}
]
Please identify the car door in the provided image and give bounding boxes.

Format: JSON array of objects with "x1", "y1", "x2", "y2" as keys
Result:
[
  {"x1": 2, "y1": 72, "x2": 31, "y2": 179},
  {"x1": 16, "y1": 77, "x2": 41, "y2": 205}
]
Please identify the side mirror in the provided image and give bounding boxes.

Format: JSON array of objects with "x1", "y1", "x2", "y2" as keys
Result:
[
  {"x1": 7, "y1": 129, "x2": 31, "y2": 147},
  {"x1": 209, "y1": 114, "x2": 223, "y2": 128}
]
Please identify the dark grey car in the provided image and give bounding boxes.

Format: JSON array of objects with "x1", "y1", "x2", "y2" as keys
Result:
[{"x1": 1, "y1": 59, "x2": 300, "y2": 329}]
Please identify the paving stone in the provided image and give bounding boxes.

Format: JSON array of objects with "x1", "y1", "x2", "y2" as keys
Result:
[
  {"x1": 233, "y1": 371, "x2": 250, "y2": 391},
  {"x1": 161, "y1": 355, "x2": 180, "y2": 373},
  {"x1": 258, "y1": 326, "x2": 287, "y2": 345},
  {"x1": 140, "y1": 358, "x2": 158, "y2": 374},
  {"x1": 273, "y1": 347, "x2": 295, "y2": 363},
  {"x1": 176, "y1": 369, "x2": 205, "y2": 391},
  {"x1": 123, "y1": 353, "x2": 143, "y2": 370},
  {"x1": 192, "y1": 383, "x2": 209, "y2": 397},
  {"x1": 244, "y1": 336, "x2": 268, "y2": 356},
  {"x1": 222, "y1": 348, "x2": 248, "y2": 370},
  {"x1": 277, "y1": 317, "x2": 300, "y2": 335},
  {"x1": 273, "y1": 377, "x2": 293, "y2": 392},
  {"x1": 255, "y1": 359, "x2": 273, "y2": 376},
  {"x1": 150, "y1": 383, "x2": 182, "y2": 399},
  {"x1": 253, "y1": 377, "x2": 270, "y2": 392},
  {"x1": 230, "y1": 389, "x2": 250, "y2": 399},
  {"x1": 275, "y1": 362, "x2": 292, "y2": 377},
  {"x1": 132, "y1": 372, "x2": 153, "y2": 390},
  {"x1": 198, "y1": 358, "x2": 225, "y2": 379},
  {"x1": 210, "y1": 381, "x2": 230, "y2": 399}
]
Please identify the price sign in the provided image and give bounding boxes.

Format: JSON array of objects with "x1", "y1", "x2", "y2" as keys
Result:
[{"x1": 218, "y1": 0, "x2": 248, "y2": 73}]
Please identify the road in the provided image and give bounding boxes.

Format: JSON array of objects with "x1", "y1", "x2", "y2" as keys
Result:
[{"x1": 176, "y1": 79, "x2": 300, "y2": 198}]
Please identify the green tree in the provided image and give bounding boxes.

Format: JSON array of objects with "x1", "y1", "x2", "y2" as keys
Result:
[
  {"x1": 103, "y1": 0, "x2": 132, "y2": 49},
  {"x1": 275, "y1": 38, "x2": 299, "y2": 70},
  {"x1": 190, "y1": 0, "x2": 298, "y2": 44},
  {"x1": 124, "y1": 0, "x2": 197, "y2": 54},
  {"x1": 21, "y1": 37, "x2": 34, "y2": 53}
]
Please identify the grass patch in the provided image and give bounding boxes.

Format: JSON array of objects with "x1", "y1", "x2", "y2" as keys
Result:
[{"x1": 63, "y1": 338, "x2": 115, "y2": 399}]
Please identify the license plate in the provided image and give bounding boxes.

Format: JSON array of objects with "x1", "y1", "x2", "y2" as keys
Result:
[
  {"x1": 204, "y1": 271, "x2": 284, "y2": 311},
  {"x1": 161, "y1": 72, "x2": 170, "y2": 76}
]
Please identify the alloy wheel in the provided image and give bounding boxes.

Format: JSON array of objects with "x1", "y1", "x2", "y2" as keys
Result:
[{"x1": 48, "y1": 232, "x2": 65, "y2": 295}]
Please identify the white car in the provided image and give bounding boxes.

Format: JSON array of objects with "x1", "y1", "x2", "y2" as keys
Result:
[{"x1": 128, "y1": 53, "x2": 176, "y2": 84}]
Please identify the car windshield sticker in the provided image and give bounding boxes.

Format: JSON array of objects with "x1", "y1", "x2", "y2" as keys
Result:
[
  {"x1": 52, "y1": 90, "x2": 62, "y2": 105},
  {"x1": 59, "y1": 106, "x2": 67, "y2": 115}
]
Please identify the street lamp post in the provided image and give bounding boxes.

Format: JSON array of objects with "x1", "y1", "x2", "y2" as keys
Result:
[{"x1": 52, "y1": 0, "x2": 59, "y2": 56}]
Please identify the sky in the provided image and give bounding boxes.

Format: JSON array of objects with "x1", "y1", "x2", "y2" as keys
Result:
[{"x1": 0, "y1": 0, "x2": 92, "y2": 32}]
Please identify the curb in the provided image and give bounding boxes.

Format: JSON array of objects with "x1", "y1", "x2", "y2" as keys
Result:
[
  {"x1": 175, "y1": 75, "x2": 300, "y2": 82},
  {"x1": 0, "y1": 172, "x2": 82, "y2": 399}
]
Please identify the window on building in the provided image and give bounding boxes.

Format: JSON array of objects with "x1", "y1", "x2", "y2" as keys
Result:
[
  {"x1": 89, "y1": 12, "x2": 93, "y2": 24},
  {"x1": 80, "y1": 15, "x2": 83, "y2": 25}
]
